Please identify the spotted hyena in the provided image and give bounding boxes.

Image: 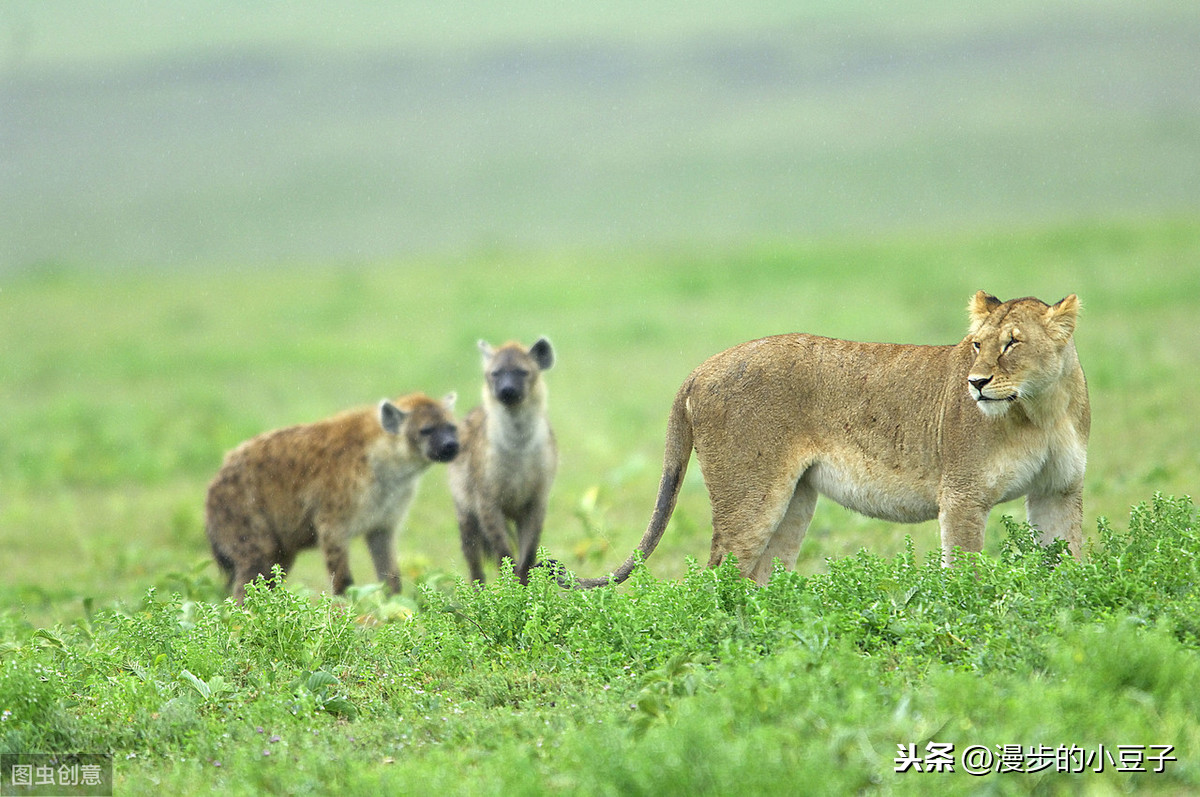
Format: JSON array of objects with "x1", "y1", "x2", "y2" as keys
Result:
[
  {"x1": 206, "y1": 392, "x2": 458, "y2": 602},
  {"x1": 449, "y1": 338, "x2": 557, "y2": 583}
]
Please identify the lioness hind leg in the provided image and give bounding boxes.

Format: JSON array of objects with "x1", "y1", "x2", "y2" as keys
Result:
[
  {"x1": 705, "y1": 474, "x2": 804, "y2": 584},
  {"x1": 1026, "y1": 488, "x2": 1083, "y2": 557},
  {"x1": 748, "y1": 480, "x2": 818, "y2": 584}
]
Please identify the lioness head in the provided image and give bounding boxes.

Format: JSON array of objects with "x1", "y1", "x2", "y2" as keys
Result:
[{"x1": 965, "y1": 291, "x2": 1080, "y2": 418}]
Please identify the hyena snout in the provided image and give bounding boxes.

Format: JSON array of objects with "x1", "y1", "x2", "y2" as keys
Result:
[
  {"x1": 426, "y1": 426, "x2": 461, "y2": 463},
  {"x1": 492, "y1": 373, "x2": 529, "y2": 406}
]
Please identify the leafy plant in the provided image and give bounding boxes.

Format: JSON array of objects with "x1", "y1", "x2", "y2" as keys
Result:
[
  {"x1": 291, "y1": 670, "x2": 357, "y2": 720},
  {"x1": 178, "y1": 669, "x2": 237, "y2": 709}
]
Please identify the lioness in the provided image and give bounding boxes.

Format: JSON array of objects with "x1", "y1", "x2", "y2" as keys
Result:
[{"x1": 577, "y1": 292, "x2": 1089, "y2": 587}]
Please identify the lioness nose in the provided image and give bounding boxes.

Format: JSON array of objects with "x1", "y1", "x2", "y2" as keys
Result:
[{"x1": 968, "y1": 375, "x2": 992, "y2": 390}]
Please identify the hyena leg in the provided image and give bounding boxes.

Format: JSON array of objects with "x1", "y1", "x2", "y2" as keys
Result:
[
  {"x1": 366, "y1": 527, "x2": 402, "y2": 594},
  {"x1": 748, "y1": 478, "x2": 818, "y2": 585},
  {"x1": 476, "y1": 506, "x2": 518, "y2": 576},
  {"x1": 223, "y1": 516, "x2": 284, "y2": 603},
  {"x1": 320, "y1": 532, "x2": 354, "y2": 595},
  {"x1": 1026, "y1": 485, "x2": 1083, "y2": 557},
  {"x1": 231, "y1": 552, "x2": 281, "y2": 604},
  {"x1": 514, "y1": 501, "x2": 547, "y2": 584},
  {"x1": 457, "y1": 510, "x2": 488, "y2": 583}
]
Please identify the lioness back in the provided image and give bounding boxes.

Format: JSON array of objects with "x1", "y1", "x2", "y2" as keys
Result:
[{"x1": 687, "y1": 334, "x2": 958, "y2": 523}]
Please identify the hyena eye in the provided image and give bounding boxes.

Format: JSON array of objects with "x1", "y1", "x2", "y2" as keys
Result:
[{"x1": 418, "y1": 426, "x2": 435, "y2": 437}]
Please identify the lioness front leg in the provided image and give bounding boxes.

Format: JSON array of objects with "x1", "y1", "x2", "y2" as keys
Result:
[
  {"x1": 937, "y1": 499, "x2": 989, "y2": 564},
  {"x1": 1026, "y1": 487, "x2": 1083, "y2": 557}
]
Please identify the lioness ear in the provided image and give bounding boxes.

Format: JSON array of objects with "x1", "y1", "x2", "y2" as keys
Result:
[
  {"x1": 1045, "y1": 294, "x2": 1080, "y2": 342},
  {"x1": 967, "y1": 291, "x2": 1002, "y2": 333}
]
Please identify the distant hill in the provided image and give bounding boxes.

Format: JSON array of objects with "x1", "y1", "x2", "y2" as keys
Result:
[{"x1": 3, "y1": 1, "x2": 1198, "y2": 269}]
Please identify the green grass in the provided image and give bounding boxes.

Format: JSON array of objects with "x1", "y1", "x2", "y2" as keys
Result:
[
  {"x1": 2, "y1": 220, "x2": 1199, "y2": 792},
  {"x1": 2, "y1": 497, "x2": 1198, "y2": 794}
]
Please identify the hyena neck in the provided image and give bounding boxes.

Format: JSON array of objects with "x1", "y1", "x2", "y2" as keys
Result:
[
  {"x1": 487, "y1": 399, "x2": 549, "y2": 453},
  {"x1": 369, "y1": 439, "x2": 430, "y2": 485}
]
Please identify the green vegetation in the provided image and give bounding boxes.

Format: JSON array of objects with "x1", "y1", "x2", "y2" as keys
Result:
[
  {"x1": 1, "y1": 220, "x2": 1198, "y2": 792},
  {"x1": 1, "y1": 497, "x2": 1197, "y2": 794}
]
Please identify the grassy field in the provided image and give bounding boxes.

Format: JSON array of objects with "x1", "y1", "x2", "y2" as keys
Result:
[
  {"x1": 3, "y1": 219, "x2": 1198, "y2": 624},
  {"x1": 2, "y1": 221, "x2": 1200, "y2": 792},
  {"x1": 5, "y1": 218, "x2": 1200, "y2": 615},
  {"x1": 1, "y1": 498, "x2": 1198, "y2": 795}
]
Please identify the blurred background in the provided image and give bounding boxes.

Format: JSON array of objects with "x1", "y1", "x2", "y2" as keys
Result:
[{"x1": 4, "y1": 0, "x2": 1199, "y2": 270}]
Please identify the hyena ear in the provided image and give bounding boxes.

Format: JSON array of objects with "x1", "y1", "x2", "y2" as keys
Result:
[
  {"x1": 442, "y1": 391, "x2": 457, "y2": 411},
  {"x1": 477, "y1": 340, "x2": 494, "y2": 364},
  {"x1": 1044, "y1": 294, "x2": 1080, "y2": 342},
  {"x1": 378, "y1": 400, "x2": 407, "y2": 435},
  {"x1": 967, "y1": 291, "x2": 1002, "y2": 334},
  {"x1": 529, "y1": 336, "x2": 555, "y2": 370}
]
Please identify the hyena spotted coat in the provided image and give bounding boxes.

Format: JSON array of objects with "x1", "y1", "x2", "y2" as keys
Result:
[
  {"x1": 206, "y1": 393, "x2": 459, "y2": 603},
  {"x1": 449, "y1": 338, "x2": 557, "y2": 583}
]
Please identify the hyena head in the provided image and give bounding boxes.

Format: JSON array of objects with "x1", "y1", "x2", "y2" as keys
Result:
[
  {"x1": 379, "y1": 392, "x2": 460, "y2": 463},
  {"x1": 479, "y1": 337, "x2": 554, "y2": 408}
]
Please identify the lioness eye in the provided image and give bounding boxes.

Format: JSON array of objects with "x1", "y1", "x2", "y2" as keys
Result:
[
  {"x1": 971, "y1": 341, "x2": 981, "y2": 352},
  {"x1": 1003, "y1": 339, "x2": 1018, "y2": 353}
]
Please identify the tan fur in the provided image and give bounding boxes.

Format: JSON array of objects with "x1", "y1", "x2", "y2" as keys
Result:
[
  {"x1": 578, "y1": 292, "x2": 1089, "y2": 587},
  {"x1": 449, "y1": 337, "x2": 557, "y2": 583},
  {"x1": 206, "y1": 392, "x2": 459, "y2": 602}
]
